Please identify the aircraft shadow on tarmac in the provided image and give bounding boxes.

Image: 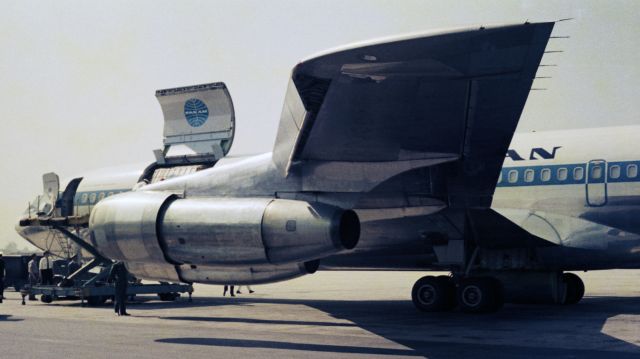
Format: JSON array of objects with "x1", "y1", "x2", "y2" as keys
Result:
[
  {"x1": 145, "y1": 295, "x2": 640, "y2": 358},
  {"x1": 0, "y1": 314, "x2": 23, "y2": 322},
  {"x1": 156, "y1": 337, "x2": 421, "y2": 356}
]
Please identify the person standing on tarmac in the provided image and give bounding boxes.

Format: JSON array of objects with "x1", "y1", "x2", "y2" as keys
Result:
[
  {"x1": 108, "y1": 261, "x2": 130, "y2": 316},
  {"x1": 223, "y1": 285, "x2": 235, "y2": 297},
  {"x1": 0, "y1": 253, "x2": 5, "y2": 303},
  {"x1": 27, "y1": 254, "x2": 39, "y2": 300},
  {"x1": 236, "y1": 285, "x2": 254, "y2": 294},
  {"x1": 39, "y1": 251, "x2": 53, "y2": 285}
]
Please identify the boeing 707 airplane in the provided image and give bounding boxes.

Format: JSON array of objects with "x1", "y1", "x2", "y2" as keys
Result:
[{"x1": 19, "y1": 21, "x2": 637, "y2": 313}]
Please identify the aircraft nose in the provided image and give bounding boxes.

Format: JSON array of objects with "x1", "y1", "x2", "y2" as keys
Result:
[
  {"x1": 15, "y1": 215, "x2": 33, "y2": 244},
  {"x1": 15, "y1": 194, "x2": 41, "y2": 238}
]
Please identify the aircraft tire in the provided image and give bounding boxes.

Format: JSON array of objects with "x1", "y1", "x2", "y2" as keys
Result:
[
  {"x1": 562, "y1": 273, "x2": 585, "y2": 305},
  {"x1": 87, "y1": 295, "x2": 107, "y2": 306},
  {"x1": 158, "y1": 292, "x2": 179, "y2": 301},
  {"x1": 457, "y1": 277, "x2": 502, "y2": 313},
  {"x1": 436, "y1": 275, "x2": 457, "y2": 310},
  {"x1": 411, "y1": 276, "x2": 451, "y2": 312},
  {"x1": 488, "y1": 277, "x2": 504, "y2": 311},
  {"x1": 40, "y1": 295, "x2": 53, "y2": 304}
]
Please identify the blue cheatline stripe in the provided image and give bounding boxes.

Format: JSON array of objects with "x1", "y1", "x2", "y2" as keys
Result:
[
  {"x1": 497, "y1": 160, "x2": 640, "y2": 187},
  {"x1": 72, "y1": 189, "x2": 131, "y2": 206}
]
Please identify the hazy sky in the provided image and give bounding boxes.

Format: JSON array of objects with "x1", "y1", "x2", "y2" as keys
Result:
[{"x1": 1, "y1": 0, "x2": 638, "y2": 247}]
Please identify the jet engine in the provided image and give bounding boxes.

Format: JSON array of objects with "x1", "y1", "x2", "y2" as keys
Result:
[
  {"x1": 177, "y1": 260, "x2": 321, "y2": 285},
  {"x1": 88, "y1": 191, "x2": 359, "y2": 283}
]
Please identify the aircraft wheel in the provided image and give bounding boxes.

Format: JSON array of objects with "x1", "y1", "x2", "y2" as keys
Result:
[
  {"x1": 411, "y1": 275, "x2": 453, "y2": 312},
  {"x1": 458, "y1": 277, "x2": 502, "y2": 313},
  {"x1": 562, "y1": 273, "x2": 585, "y2": 305},
  {"x1": 158, "y1": 292, "x2": 179, "y2": 301},
  {"x1": 87, "y1": 295, "x2": 107, "y2": 306},
  {"x1": 40, "y1": 295, "x2": 53, "y2": 304},
  {"x1": 436, "y1": 275, "x2": 458, "y2": 310}
]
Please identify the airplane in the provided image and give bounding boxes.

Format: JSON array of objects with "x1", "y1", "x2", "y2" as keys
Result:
[{"x1": 18, "y1": 21, "x2": 636, "y2": 314}]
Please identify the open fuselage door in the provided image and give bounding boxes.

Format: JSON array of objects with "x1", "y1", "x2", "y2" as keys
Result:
[
  {"x1": 155, "y1": 82, "x2": 234, "y2": 162},
  {"x1": 140, "y1": 83, "x2": 236, "y2": 184}
]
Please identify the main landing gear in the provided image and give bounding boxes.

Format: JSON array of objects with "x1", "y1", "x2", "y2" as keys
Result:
[
  {"x1": 561, "y1": 272, "x2": 585, "y2": 305},
  {"x1": 411, "y1": 272, "x2": 584, "y2": 313},
  {"x1": 411, "y1": 275, "x2": 456, "y2": 312}
]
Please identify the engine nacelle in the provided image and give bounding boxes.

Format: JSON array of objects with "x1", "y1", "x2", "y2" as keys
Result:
[
  {"x1": 89, "y1": 191, "x2": 177, "y2": 265},
  {"x1": 178, "y1": 260, "x2": 320, "y2": 285},
  {"x1": 160, "y1": 197, "x2": 359, "y2": 266},
  {"x1": 89, "y1": 191, "x2": 359, "y2": 281}
]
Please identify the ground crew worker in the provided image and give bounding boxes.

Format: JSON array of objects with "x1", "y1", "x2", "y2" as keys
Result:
[
  {"x1": 236, "y1": 285, "x2": 254, "y2": 294},
  {"x1": 0, "y1": 253, "x2": 5, "y2": 303},
  {"x1": 27, "y1": 254, "x2": 39, "y2": 300},
  {"x1": 223, "y1": 285, "x2": 235, "y2": 297},
  {"x1": 108, "y1": 262, "x2": 129, "y2": 316},
  {"x1": 67, "y1": 256, "x2": 81, "y2": 275},
  {"x1": 39, "y1": 251, "x2": 53, "y2": 285}
]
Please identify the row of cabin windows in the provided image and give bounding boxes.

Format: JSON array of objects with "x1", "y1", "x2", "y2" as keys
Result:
[
  {"x1": 501, "y1": 164, "x2": 639, "y2": 184},
  {"x1": 78, "y1": 191, "x2": 119, "y2": 205}
]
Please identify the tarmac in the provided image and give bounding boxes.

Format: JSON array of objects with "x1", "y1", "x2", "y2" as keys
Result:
[{"x1": 1, "y1": 270, "x2": 639, "y2": 358}]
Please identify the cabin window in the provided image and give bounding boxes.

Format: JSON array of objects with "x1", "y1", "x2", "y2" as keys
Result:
[
  {"x1": 591, "y1": 165, "x2": 603, "y2": 179},
  {"x1": 107, "y1": 192, "x2": 114, "y2": 197},
  {"x1": 524, "y1": 169, "x2": 534, "y2": 183},
  {"x1": 89, "y1": 192, "x2": 97, "y2": 204},
  {"x1": 508, "y1": 170, "x2": 518, "y2": 183},
  {"x1": 610, "y1": 165, "x2": 621, "y2": 179},
  {"x1": 557, "y1": 168, "x2": 568, "y2": 181},
  {"x1": 98, "y1": 192, "x2": 106, "y2": 201},
  {"x1": 541, "y1": 168, "x2": 551, "y2": 182},
  {"x1": 573, "y1": 167, "x2": 584, "y2": 181},
  {"x1": 80, "y1": 193, "x2": 88, "y2": 204},
  {"x1": 498, "y1": 172, "x2": 503, "y2": 183},
  {"x1": 627, "y1": 164, "x2": 638, "y2": 178}
]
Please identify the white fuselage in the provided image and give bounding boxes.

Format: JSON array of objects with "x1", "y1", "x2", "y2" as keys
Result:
[{"x1": 17, "y1": 126, "x2": 640, "y2": 270}]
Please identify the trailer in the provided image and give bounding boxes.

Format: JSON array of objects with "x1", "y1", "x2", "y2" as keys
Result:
[
  {"x1": 18, "y1": 216, "x2": 194, "y2": 307},
  {"x1": 21, "y1": 281, "x2": 193, "y2": 306},
  {"x1": 2, "y1": 255, "x2": 31, "y2": 292}
]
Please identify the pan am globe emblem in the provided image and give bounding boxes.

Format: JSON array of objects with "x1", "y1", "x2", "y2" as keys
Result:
[{"x1": 183, "y1": 98, "x2": 209, "y2": 127}]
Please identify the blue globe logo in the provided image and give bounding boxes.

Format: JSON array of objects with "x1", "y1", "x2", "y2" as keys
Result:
[{"x1": 184, "y1": 98, "x2": 209, "y2": 127}]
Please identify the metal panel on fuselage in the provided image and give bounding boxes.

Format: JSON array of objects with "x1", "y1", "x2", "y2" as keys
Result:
[
  {"x1": 494, "y1": 126, "x2": 640, "y2": 228},
  {"x1": 492, "y1": 126, "x2": 640, "y2": 269}
]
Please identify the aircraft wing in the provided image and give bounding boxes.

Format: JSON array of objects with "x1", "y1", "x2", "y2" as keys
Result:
[{"x1": 273, "y1": 22, "x2": 554, "y2": 207}]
